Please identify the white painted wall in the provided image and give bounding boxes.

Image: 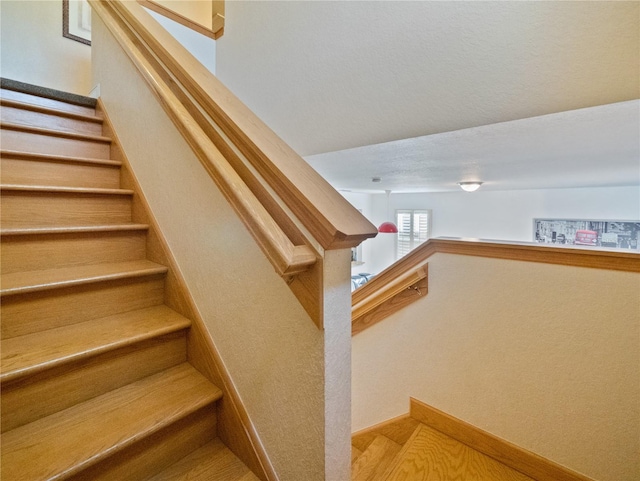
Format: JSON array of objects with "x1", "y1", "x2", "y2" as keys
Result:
[
  {"x1": 144, "y1": 8, "x2": 216, "y2": 74},
  {"x1": 0, "y1": 0, "x2": 92, "y2": 95},
  {"x1": 352, "y1": 253, "x2": 640, "y2": 481},
  {"x1": 346, "y1": 186, "x2": 640, "y2": 275}
]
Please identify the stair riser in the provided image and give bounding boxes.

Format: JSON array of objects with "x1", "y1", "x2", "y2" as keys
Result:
[
  {"x1": 1, "y1": 105, "x2": 103, "y2": 136},
  {"x1": 0, "y1": 129, "x2": 110, "y2": 159},
  {"x1": 1, "y1": 231, "x2": 148, "y2": 274},
  {"x1": 67, "y1": 407, "x2": 217, "y2": 481},
  {"x1": 1, "y1": 156, "x2": 121, "y2": 189},
  {"x1": 2, "y1": 332, "x2": 188, "y2": 432},
  {"x1": 0, "y1": 88, "x2": 98, "y2": 118},
  {"x1": 1, "y1": 276, "x2": 166, "y2": 339},
  {"x1": 1, "y1": 191, "x2": 132, "y2": 227},
  {"x1": 1, "y1": 364, "x2": 221, "y2": 481}
]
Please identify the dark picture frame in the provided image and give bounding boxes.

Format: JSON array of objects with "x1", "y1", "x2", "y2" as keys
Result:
[{"x1": 63, "y1": 0, "x2": 91, "y2": 46}]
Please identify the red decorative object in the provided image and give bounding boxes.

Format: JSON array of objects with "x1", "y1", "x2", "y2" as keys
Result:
[{"x1": 378, "y1": 221, "x2": 398, "y2": 233}]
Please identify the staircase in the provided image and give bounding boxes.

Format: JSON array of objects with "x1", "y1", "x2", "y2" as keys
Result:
[
  {"x1": 351, "y1": 417, "x2": 535, "y2": 481},
  {"x1": 0, "y1": 85, "x2": 259, "y2": 480}
]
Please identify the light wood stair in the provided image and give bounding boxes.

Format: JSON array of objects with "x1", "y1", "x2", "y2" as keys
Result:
[
  {"x1": 1, "y1": 85, "x2": 259, "y2": 480},
  {"x1": 351, "y1": 417, "x2": 535, "y2": 481}
]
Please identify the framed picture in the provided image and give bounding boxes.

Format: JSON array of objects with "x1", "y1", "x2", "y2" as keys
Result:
[
  {"x1": 63, "y1": 0, "x2": 92, "y2": 46},
  {"x1": 351, "y1": 245, "x2": 363, "y2": 265},
  {"x1": 533, "y1": 218, "x2": 640, "y2": 250}
]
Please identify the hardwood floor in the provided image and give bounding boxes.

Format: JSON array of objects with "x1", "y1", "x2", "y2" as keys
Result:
[{"x1": 352, "y1": 420, "x2": 534, "y2": 481}]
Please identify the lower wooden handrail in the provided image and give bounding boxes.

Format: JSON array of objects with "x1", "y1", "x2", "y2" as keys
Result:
[
  {"x1": 352, "y1": 267, "x2": 427, "y2": 322},
  {"x1": 352, "y1": 237, "x2": 640, "y2": 334}
]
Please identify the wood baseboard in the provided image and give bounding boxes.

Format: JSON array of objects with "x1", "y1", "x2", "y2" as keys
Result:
[{"x1": 409, "y1": 398, "x2": 596, "y2": 481}]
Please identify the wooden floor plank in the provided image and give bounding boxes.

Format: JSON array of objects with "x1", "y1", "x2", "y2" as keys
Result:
[
  {"x1": 1, "y1": 363, "x2": 222, "y2": 481},
  {"x1": 352, "y1": 435, "x2": 402, "y2": 481},
  {"x1": 352, "y1": 446, "x2": 364, "y2": 465},
  {"x1": 352, "y1": 414, "x2": 420, "y2": 452},
  {"x1": 149, "y1": 438, "x2": 260, "y2": 481},
  {"x1": 384, "y1": 424, "x2": 534, "y2": 481}
]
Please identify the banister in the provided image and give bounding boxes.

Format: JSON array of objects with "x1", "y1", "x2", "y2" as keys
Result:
[
  {"x1": 352, "y1": 237, "x2": 640, "y2": 334},
  {"x1": 352, "y1": 266, "x2": 427, "y2": 322},
  {"x1": 91, "y1": 0, "x2": 317, "y2": 280},
  {"x1": 136, "y1": 0, "x2": 224, "y2": 39},
  {"x1": 94, "y1": 0, "x2": 377, "y2": 253}
]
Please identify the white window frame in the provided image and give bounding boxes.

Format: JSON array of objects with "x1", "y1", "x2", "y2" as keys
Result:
[{"x1": 396, "y1": 209, "x2": 431, "y2": 259}]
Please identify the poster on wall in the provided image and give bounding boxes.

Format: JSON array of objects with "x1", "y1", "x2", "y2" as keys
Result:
[
  {"x1": 63, "y1": 0, "x2": 92, "y2": 46},
  {"x1": 534, "y1": 219, "x2": 640, "y2": 250}
]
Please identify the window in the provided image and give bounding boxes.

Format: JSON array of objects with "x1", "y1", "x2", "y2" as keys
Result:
[{"x1": 396, "y1": 210, "x2": 431, "y2": 259}]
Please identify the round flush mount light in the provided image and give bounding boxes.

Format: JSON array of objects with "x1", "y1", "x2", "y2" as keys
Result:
[{"x1": 458, "y1": 181, "x2": 483, "y2": 192}]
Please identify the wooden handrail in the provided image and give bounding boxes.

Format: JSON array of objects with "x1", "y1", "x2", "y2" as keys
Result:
[
  {"x1": 94, "y1": 0, "x2": 377, "y2": 253},
  {"x1": 137, "y1": 0, "x2": 224, "y2": 39},
  {"x1": 352, "y1": 266, "x2": 427, "y2": 322},
  {"x1": 91, "y1": 0, "x2": 317, "y2": 279},
  {"x1": 352, "y1": 237, "x2": 640, "y2": 334}
]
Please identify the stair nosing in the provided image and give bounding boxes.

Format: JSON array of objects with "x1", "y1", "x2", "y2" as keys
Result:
[
  {"x1": 1, "y1": 363, "x2": 223, "y2": 481},
  {"x1": 0, "y1": 149, "x2": 122, "y2": 167},
  {"x1": 1, "y1": 305, "x2": 192, "y2": 384},
  {"x1": 0, "y1": 121, "x2": 112, "y2": 143},
  {"x1": 1, "y1": 78, "x2": 98, "y2": 108},
  {"x1": 1, "y1": 98, "x2": 104, "y2": 123},
  {"x1": 0, "y1": 260, "x2": 169, "y2": 297},
  {"x1": 1, "y1": 224, "x2": 150, "y2": 236},
  {"x1": 1, "y1": 184, "x2": 134, "y2": 195}
]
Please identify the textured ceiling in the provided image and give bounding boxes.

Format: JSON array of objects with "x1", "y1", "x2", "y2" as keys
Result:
[
  {"x1": 215, "y1": 1, "x2": 639, "y2": 192},
  {"x1": 305, "y1": 100, "x2": 640, "y2": 192}
]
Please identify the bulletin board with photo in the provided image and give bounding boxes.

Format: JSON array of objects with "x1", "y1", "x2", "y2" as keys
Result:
[{"x1": 533, "y1": 219, "x2": 640, "y2": 250}]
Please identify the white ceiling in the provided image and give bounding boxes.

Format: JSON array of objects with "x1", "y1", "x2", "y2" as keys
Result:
[
  {"x1": 216, "y1": 1, "x2": 640, "y2": 193},
  {"x1": 305, "y1": 100, "x2": 640, "y2": 193}
]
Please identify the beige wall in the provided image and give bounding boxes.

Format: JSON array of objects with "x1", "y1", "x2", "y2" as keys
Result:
[
  {"x1": 0, "y1": 0, "x2": 92, "y2": 95},
  {"x1": 216, "y1": 1, "x2": 639, "y2": 157},
  {"x1": 352, "y1": 253, "x2": 640, "y2": 481},
  {"x1": 92, "y1": 11, "x2": 352, "y2": 480},
  {"x1": 153, "y1": 0, "x2": 212, "y2": 28}
]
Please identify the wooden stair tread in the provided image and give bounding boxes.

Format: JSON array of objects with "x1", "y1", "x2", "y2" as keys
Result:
[
  {"x1": 1, "y1": 305, "x2": 191, "y2": 382},
  {"x1": 1, "y1": 223, "x2": 149, "y2": 236},
  {"x1": 0, "y1": 121, "x2": 112, "y2": 143},
  {"x1": 352, "y1": 435, "x2": 402, "y2": 481},
  {"x1": 150, "y1": 438, "x2": 260, "y2": 481},
  {"x1": 352, "y1": 415, "x2": 421, "y2": 453},
  {"x1": 0, "y1": 259, "x2": 168, "y2": 296},
  {"x1": 0, "y1": 149, "x2": 122, "y2": 166},
  {"x1": 1, "y1": 363, "x2": 222, "y2": 481},
  {"x1": 352, "y1": 446, "x2": 363, "y2": 465},
  {"x1": 0, "y1": 86, "x2": 99, "y2": 117},
  {"x1": 1, "y1": 184, "x2": 134, "y2": 195},
  {"x1": 0, "y1": 97, "x2": 104, "y2": 123},
  {"x1": 383, "y1": 424, "x2": 535, "y2": 481}
]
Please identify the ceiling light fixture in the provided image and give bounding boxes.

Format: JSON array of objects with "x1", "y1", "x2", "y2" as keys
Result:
[{"x1": 458, "y1": 181, "x2": 483, "y2": 192}]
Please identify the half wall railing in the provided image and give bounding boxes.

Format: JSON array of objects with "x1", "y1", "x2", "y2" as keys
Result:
[
  {"x1": 352, "y1": 237, "x2": 640, "y2": 335},
  {"x1": 90, "y1": 0, "x2": 377, "y2": 328}
]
